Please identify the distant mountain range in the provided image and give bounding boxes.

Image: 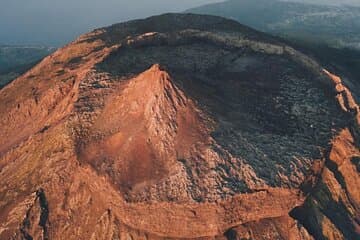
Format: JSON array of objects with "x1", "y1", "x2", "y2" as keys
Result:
[
  {"x1": 187, "y1": 0, "x2": 360, "y2": 49},
  {"x1": 282, "y1": 0, "x2": 360, "y2": 6}
]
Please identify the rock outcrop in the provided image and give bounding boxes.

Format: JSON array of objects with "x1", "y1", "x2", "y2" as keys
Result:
[{"x1": 0, "y1": 13, "x2": 359, "y2": 239}]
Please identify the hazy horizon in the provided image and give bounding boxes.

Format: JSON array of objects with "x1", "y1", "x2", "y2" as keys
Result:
[
  {"x1": 0, "y1": 0, "x2": 223, "y2": 47},
  {"x1": 2, "y1": 0, "x2": 359, "y2": 47}
]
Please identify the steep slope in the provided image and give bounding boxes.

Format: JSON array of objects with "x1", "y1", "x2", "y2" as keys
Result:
[{"x1": 0, "y1": 14, "x2": 359, "y2": 239}]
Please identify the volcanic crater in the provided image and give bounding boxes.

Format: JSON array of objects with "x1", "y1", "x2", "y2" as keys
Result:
[{"x1": 0, "y1": 14, "x2": 359, "y2": 240}]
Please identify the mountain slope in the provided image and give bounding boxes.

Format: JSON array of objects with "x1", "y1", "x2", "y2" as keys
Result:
[
  {"x1": 187, "y1": 0, "x2": 360, "y2": 49},
  {"x1": 0, "y1": 13, "x2": 359, "y2": 240},
  {"x1": 282, "y1": 0, "x2": 360, "y2": 7}
]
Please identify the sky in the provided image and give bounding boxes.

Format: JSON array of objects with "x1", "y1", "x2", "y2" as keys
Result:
[
  {"x1": 2, "y1": 0, "x2": 359, "y2": 46},
  {"x1": 0, "y1": 0, "x2": 223, "y2": 46}
]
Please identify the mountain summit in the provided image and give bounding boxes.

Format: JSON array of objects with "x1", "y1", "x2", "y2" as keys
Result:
[{"x1": 0, "y1": 13, "x2": 359, "y2": 240}]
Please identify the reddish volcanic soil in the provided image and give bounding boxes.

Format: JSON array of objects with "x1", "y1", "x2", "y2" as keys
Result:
[{"x1": 0, "y1": 14, "x2": 359, "y2": 240}]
